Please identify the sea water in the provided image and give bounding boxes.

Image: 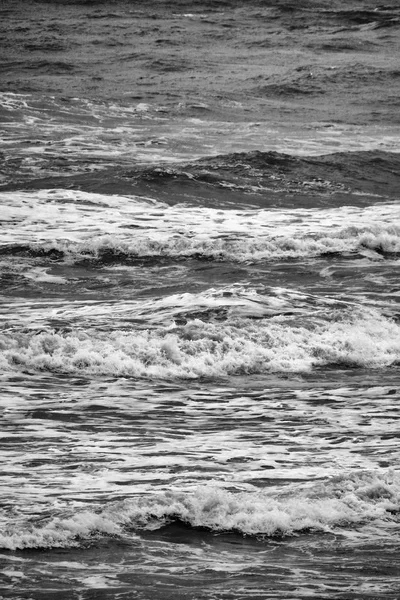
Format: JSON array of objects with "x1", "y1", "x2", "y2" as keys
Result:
[{"x1": 1, "y1": 1, "x2": 400, "y2": 598}]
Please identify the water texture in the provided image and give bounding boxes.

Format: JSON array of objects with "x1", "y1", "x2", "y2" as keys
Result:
[{"x1": 1, "y1": 1, "x2": 400, "y2": 598}]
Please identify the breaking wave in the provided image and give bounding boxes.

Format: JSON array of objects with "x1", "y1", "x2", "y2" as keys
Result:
[
  {"x1": 1, "y1": 300, "x2": 399, "y2": 378},
  {"x1": 22, "y1": 227, "x2": 400, "y2": 263},
  {"x1": 1, "y1": 188, "x2": 399, "y2": 264},
  {"x1": 1, "y1": 471, "x2": 399, "y2": 550}
]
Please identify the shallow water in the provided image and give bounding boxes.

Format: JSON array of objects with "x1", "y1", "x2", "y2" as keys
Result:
[{"x1": 1, "y1": 1, "x2": 400, "y2": 598}]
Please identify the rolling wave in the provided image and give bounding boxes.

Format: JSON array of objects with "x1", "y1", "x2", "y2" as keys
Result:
[
  {"x1": 1, "y1": 298, "x2": 399, "y2": 378},
  {"x1": 100, "y1": 150, "x2": 400, "y2": 207},
  {"x1": 1, "y1": 471, "x2": 398, "y2": 550},
  {"x1": 1, "y1": 189, "x2": 398, "y2": 264},
  {"x1": 1, "y1": 227, "x2": 399, "y2": 264}
]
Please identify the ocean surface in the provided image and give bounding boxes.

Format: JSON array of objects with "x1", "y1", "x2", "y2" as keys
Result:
[{"x1": 1, "y1": 1, "x2": 400, "y2": 598}]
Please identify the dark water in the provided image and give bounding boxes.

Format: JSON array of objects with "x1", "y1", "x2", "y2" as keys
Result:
[{"x1": 1, "y1": 1, "x2": 400, "y2": 598}]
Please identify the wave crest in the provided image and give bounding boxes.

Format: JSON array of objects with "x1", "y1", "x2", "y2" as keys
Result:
[
  {"x1": 1, "y1": 304, "x2": 399, "y2": 378},
  {"x1": 1, "y1": 471, "x2": 398, "y2": 550}
]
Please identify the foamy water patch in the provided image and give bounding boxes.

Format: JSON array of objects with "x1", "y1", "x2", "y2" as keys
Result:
[
  {"x1": 0, "y1": 286, "x2": 360, "y2": 328},
  {"x1": 1, "y1": 189, "x2": 399, "y2": 262}
]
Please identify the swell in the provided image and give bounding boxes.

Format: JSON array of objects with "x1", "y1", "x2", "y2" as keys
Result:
[
  {"x1": 0, "y1": 60, "x2": 76, "y2": 74},
  {"x1": 251, "y1": 3, "x2": 400, "y2": 31},
  {"x1": 331, "y1": 7, "x2": 400, "y2": 30},
  {"x1": 121, "y1": 150, "x2": 400, "y2": 208},
  {"x1": 251, "y1": 65, "x2": 400, "y2": 98},
  {"x1": 10, "y1": 149, "x2": 396, "y2": 209}
]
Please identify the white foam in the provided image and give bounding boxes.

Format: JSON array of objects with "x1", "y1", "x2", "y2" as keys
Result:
[
  {"x1": 23, "y1": 267, "x2": 68, "y2": 284},
  {"x1": 0, "y1": 510, "x2": 128, "y2": 551}
]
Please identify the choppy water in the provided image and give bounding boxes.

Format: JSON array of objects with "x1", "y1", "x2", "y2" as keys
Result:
[{"x1": 1, "y1": 1, "x2": 400, "y2": 598}]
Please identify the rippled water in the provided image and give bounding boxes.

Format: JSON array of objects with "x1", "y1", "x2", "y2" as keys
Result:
[{"x1": 1, "y1": 1, "x2": 400, "y2": 598}]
